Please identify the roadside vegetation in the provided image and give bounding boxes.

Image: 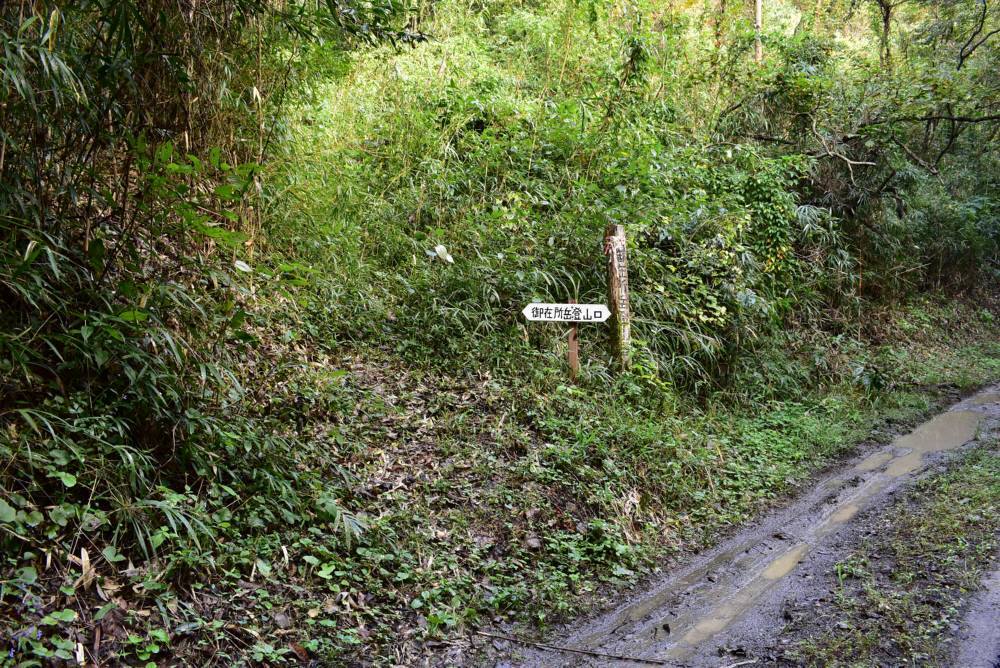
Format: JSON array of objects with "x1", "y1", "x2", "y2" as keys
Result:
[
  {"x1": 1, "y1": 0, "x2": 998, "y2": 665},
  {"x1": 784, "y1": 443, "x2": 1000, "y2": 666}
]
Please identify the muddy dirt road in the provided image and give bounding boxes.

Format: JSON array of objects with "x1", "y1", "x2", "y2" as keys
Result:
[
  {"x1": 955, "y1": 562, "x2": 1000, "y2": 668},
  {"x1": 492, "y1": 386, "x2": 1000, "y2": 667}
]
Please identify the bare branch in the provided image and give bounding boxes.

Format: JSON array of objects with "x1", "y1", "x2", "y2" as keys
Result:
[
  {"x1": 891, "y1": 136, "x2": 939, "y2": 174},
  {"x1": 863, "y1": 113, "x2": 1000, "y2": 126},
  {"x1": 811, "y1": 118, "x2": 876, "y2": 185},
  {"x1": 958, "y1": 0, "x2": 990, "y2": 69},
  {"x1": 960, "y1": 27, "x2": 1000, "y2": 68}
]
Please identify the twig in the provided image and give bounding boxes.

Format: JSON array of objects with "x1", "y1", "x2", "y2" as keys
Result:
[
  {"x1": 810, "y1": 118, "x2": 875, "y2": 185},
  {"x1": 0, "y1": 524, "x2": 32, "y2": 543},
  {"x1": 719, "y1": 660, "x2": 758, "y2": 668},
  {"x1": 891, "y1": 137, "x2": 938, "y2": 175},
  {"x1": 957, "y1": 0, "x2": 994, "y2": 69},
  {"x1": 863, "y1": 113, "x2": 1000, "y2": 127},
  {"x1": 473, "y1": 630, "x2": 672, "y2": 666},
  {"x1": 960, "y1": 27, "x2": 1000, "y2": 68}
]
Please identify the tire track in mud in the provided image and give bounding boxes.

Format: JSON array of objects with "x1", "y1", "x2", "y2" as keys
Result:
[
  {"x1": 954, "y1": 560, "x2": 1000, "y2": 668},
  {"x1": 499, "y1": 386, "x2": 1000, "y2": 667}
]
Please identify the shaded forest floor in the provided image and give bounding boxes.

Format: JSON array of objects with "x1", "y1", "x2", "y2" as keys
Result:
[{"x1": 3, "y1": 0, "x2": 1000, "y2": 665}]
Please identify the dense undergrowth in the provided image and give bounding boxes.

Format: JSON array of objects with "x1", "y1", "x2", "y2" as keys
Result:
[{"x1": 1, "y1": 0, "x2": 999, "y2": 664}]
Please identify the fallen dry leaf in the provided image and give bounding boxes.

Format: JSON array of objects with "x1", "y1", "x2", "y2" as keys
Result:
[
  {"x1": 73, "y1": 548, "x2": 96, "y2": 590},
  {"x1": 289, "y1": 642, "x2": 309, "y2": 662}
]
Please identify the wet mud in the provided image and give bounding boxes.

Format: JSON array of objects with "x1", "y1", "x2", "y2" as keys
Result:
[
  {"x1": 494, "y1": 386, "x2": 1000, "y2": 667},
  {"x1": 953, "y1": 560, "x2": 1000, "y2": 668}
]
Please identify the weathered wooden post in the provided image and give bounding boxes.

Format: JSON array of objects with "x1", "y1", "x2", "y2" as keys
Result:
[
  {"x1": 568, "y1": 298, "x2": 579, "y2": 382},
  {"x1": 604, "y1": 224, "x2": 631, "y2": 370}
]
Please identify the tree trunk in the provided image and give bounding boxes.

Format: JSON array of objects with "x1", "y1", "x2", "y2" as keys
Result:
[
  {"x1": 754, "y1": 0, "x2": 763, "y2": 63},
  {"x1": 879, "y1": 1, "x2": 892, "y2": 70},
  {"x1": 714, "y1": 0, "x2": 727, "y2": 49}
]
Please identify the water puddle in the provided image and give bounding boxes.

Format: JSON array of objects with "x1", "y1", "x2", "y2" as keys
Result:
[
  {"x1": 855, "y1": 450, "x2": 893, "y2": 471},
  {"x1": 665, "y1": 543, "x2": 812, "y2": 655},
  {"x1": 883, "y1": 410, "x2": 980, "y2": 476},
  {"x1": 969, "y1": 391, "x2": 1000, "y2": 405},
  {"x1": 827, "y1": 502, "x2": 859, "y2": 524}
]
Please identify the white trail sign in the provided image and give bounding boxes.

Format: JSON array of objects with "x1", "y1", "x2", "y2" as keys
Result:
[{"x1": 521, "y1": 303, "x2": 611, "y2": 323}]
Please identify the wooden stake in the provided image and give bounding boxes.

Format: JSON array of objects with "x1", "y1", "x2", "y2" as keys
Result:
[
  {"x1": 568, "y1": 298, "x2": 579, "y2": 382},
  {"x1": 604, "y1": 224, "x2": 631, "y2": 370}
]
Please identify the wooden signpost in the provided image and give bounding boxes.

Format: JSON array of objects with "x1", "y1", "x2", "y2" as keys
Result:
[
  {"x1": 568, "y1": 298, "x2": 579, "y2": 382},
  {"x1": 521, "y1": 226, "x2": 631, "y2": 379},
  {"x1": 604, "y1": 224, "x2": 631, "y2": 370}
]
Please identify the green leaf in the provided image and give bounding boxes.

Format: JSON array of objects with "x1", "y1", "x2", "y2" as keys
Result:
[
  {"x1": 156, "y1": 142, "x2": 174, "y2": 164},
  {"x1": 85, "y1": 238, "x2": 104, "y2": 277},
  {"x1": 15, "y1": 566, "x2": 37, "y2": 585},
  {"x1": 49, "y1": 504, "x2": 75, "y2": 527},
  {"x1": 0, "y1": 498, "x2": 15, "y2": 523},
  {"x1": 192, "y1": 221, "x2": 248, "y2": 248},
  {"x1": 214, "y1": 184, "x2": 237, "y2": 200},
  {"x1": 41, "y1": 609, "x2": 78, "y2": 624},
  {"x1": 150, "y1": 529, "x2": 168, "y2": 549},
  {"x1": 102, "y1": 545, "x2": 126, "y2": 563},
  {"x1": 52, "y1": 471, "x2": 77, "y2": 488},
  {"x1": 119, "y1": 309, "x2": 149, "y2": 322},
  {"x1": 229, "y1": 309, "x2": 248, "y2": 329},
  {"x1": 94, "y1": 602, "x2": 116, "y2": 621}
]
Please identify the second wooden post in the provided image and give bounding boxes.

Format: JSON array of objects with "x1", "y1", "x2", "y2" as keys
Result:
[{"x1": 604, "y1": 224, "x2": 631, "y2": 370}]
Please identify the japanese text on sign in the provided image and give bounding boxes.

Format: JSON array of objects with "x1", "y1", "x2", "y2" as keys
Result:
[{"x1": 521, "y1": 303, "x2": 611, "y2": 323}]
